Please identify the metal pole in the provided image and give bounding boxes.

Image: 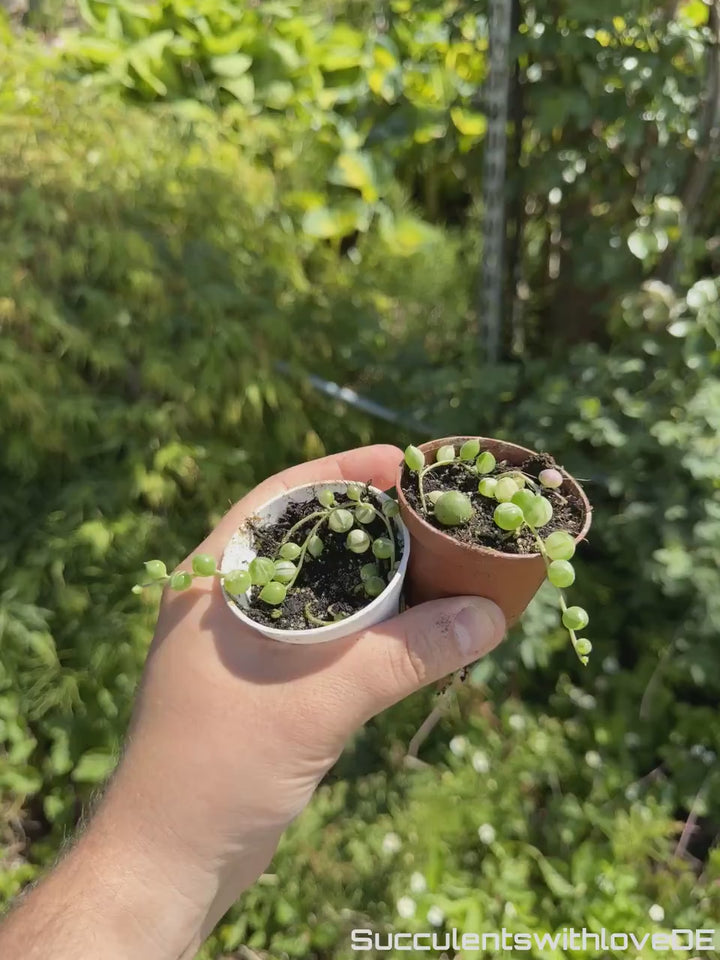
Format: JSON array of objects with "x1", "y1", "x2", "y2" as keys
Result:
[{"x1": 480, "y1": 0, "x2": 514, "y2": 362}]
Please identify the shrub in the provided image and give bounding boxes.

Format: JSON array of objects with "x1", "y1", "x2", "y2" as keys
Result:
[
  {"x1": 0, "y1": 39, "x2": 480, "y2": 892},
  {"x1": 3, "y1": 9, "x2": 720, "y2": 957},
  {"x1": 200, "y1": 701, "x2": 720, "y2": 957},
  {"x1": 355, "y1": 272, "x2": 720, "y2": 829},
  {"x1": 0, "y1": 41, "x2": 399, "y2": 879},
  {"x1": 59, "y1": 0, "x2": 720, "y2": 350}
]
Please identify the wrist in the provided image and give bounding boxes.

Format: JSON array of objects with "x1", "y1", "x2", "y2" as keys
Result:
[
  {"x1": 0, "y1": 807, "x2": 211, "y2": 960},
  {"x1": 82, "y1": 768, "x2": 281, "y2": 953},
  {"x1": 0, "y1": 781, "x2": 278, "y2": 960},
  {"x1": 71, "y1": 795, "x2": 216, "y2": 960}
]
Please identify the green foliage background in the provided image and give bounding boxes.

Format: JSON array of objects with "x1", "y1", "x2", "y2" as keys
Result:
[{"x1": 2, "y1": 0, "x2": 720, "y2": 956}]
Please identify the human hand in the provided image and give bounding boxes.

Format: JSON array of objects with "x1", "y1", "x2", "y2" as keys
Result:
[{"x1": 2, "y1": 445, "x2": 505, "y2": 960}]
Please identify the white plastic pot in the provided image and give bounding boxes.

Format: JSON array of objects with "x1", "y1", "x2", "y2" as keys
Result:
[{"x1": 220, "y1": 481, "x2": 411, "y2": 644}]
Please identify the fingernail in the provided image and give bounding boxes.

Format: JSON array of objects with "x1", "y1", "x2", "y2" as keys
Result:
[{"x1": 453, "y1": 601, "x2": 505, "y2": 658}]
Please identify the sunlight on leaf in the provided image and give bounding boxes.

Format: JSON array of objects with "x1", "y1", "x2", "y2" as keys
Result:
[
  {"x1": 450, "y1": 106, "x2": 487, "y2": 137},
  {"x1": 210, "y1": 53, "x2": 252, "y2": 78}
]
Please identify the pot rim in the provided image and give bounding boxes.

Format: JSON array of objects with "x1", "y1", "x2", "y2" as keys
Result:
[
  {"x1": 220, "y1": 479, "x2": 410, "y2": 642},
  {"x1": 395, "y1": 435, "x2": 592, "y2": 561}
]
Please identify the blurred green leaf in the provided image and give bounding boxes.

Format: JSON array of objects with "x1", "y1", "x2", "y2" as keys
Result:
[
  {"x1": 71, "y1": 750, "x2": 117, "y2": 784},
  {"x1": 210, "y1": 53, "x2": 252, "y2": 78}
]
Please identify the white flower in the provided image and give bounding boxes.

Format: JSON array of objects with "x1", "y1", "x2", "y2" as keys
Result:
[
  {"x1": 472, "y1": 750, "x2": 490, "y2": 773},
  {"x1": 410, "y1": 871, "x2": 427, "y2": 894},
  {"x1": 397, "y1": 896, "x2": 416, "y2": 919},
  {"x1": 382, "y1": 832, "x2": 402, "y2": 854},
  {"x1": 508, "y1": 714, "x2": 526, "y2": 731},
  {"x1": 649, "y1": 904, "x2": 665, "y2": 923},
  {"x1": 478, "y1": 823, "x2": 496, "y2": 844},
  {"x1": 504, "y1": 902, "x2": 517, "y2": 918},
  {"x1": 603, "y1": 656, "x2": 619, "y2": 674},
  {"x1": 585, "y1": 750, "x2": 602, "y2": 769},
  {"x1": 449, "y1": 735, "x2": 467, "y2": 756},
  {"x1": 427, "y1": 905, "x2": 445, "y2": 927}
]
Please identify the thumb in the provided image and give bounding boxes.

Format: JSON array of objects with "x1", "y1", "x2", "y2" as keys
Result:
[{"x1": 328, "y1": 597, "x2": 506, "y2": 731}]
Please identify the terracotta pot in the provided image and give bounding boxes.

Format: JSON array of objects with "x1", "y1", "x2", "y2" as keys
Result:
[{"x1": 396, "y1": 436, "x2": 592, "y2": 626}]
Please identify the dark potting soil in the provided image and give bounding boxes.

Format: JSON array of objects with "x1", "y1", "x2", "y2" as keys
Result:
[
  {"x1": 401, "y1": 451, "x2": 585, "y2": 555},
  {"x1": 235, "y1": 485, "x2": 403, "y2": 631}
]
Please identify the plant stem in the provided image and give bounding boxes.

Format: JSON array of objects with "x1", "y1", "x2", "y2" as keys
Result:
[
  {"x1": 286, "y1": 514, "x2": 329, "y2": 590},
  {"x1": 274, "y1": 490, "x2": 399, "y2": 622},
  {"x1": 280, "y1": 509, "x2": 327, "y2": 545},
  {"x1": 528, "y1": 524, "x2": 584, "y2": 664},
  {"x1": 406, "y1": 673, "x2": 465, "y2": 763},
  {"x1": 498, "y1": 469, "x2": 538, "y2": 490},
  {"x1": 304, "y1": 602, "x2": 336, "y2": 626},
  {"x1": 417, "y1": 460, "x2": 478, "y2": 514},
  {"x1": 278, "y1": 495, "x2": 355, "y2": 571},
  {"x1": 376, "y1": 508, "x2": 397, "y2": 569}
]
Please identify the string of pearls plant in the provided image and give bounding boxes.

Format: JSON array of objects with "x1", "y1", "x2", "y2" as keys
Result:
[
  {"x1": 134, "y1": 484, "x2": 401, "y2": 626},
  {"x1": 404, "y1": 440, "x2": 591, "y2": 665}
]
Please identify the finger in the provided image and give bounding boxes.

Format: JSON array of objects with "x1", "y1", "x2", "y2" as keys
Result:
[
  {"x1": 324, "y1": 597, "x2": 506, "y2": 735},
  {"x1": 186, "y1": 444, "x2": 402, "y2": 564}
]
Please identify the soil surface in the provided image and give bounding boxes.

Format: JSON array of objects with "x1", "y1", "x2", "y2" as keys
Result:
[
  {"x1": 401, "y1": 451, "x2": 585, "y2": 555},
  {"x1": 236, "y1": 485, "x2": 403, "y2": 631}
]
